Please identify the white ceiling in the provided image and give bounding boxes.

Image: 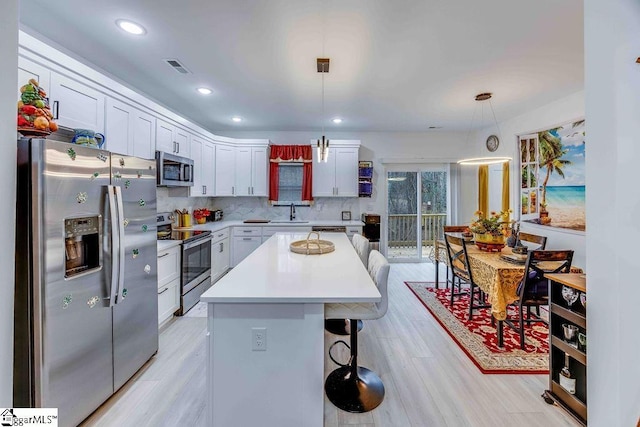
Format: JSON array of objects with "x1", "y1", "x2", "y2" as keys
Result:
[{"x1": 19, "y1": 0, "x2": 583, "y2": 133}]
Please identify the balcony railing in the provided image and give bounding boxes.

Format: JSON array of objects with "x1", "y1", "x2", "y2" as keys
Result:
[{"x1": 388, "y1": 213, "x2": 448, "y2": 248}]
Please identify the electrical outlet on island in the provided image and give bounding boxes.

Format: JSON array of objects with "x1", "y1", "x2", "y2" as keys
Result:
[{"x1": 252, "y1": 327, "x2": 267, "y2": 351}]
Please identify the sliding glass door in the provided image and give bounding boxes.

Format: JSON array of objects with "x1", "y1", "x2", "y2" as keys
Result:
[{"x1": 386, "y1": 165, "x2": 450, "y2": 261}]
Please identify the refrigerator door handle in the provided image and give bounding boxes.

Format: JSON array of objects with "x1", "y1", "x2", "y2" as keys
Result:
[
  {"x1": 114, "y1": 186, "x2": 126, "y2": 304},
  {"x1": 107, "y1": 185, "x2": 119, "y2": 307}
]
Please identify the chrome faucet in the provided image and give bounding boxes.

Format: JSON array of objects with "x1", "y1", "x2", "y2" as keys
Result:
[{"x1": 290, "y1": 203, "x2": 296, "y2": 221}]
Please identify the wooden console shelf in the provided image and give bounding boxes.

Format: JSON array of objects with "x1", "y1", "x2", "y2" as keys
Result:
[{"x1": 543, "y1": 273, "x2": 587, "y2": 426}]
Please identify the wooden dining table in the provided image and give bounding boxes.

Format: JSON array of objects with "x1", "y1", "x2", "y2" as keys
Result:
[
  {"x1": 435, "y1": 235, "x2": 527, "y2": 320},
  {"x1": 434, "y1": 234, "x2": 528, "y2": 346}
]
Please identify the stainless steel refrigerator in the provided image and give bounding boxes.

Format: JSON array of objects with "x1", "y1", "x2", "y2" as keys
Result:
[{"x1": 14, "y1": 138, "x2": 158, "y2": 427}]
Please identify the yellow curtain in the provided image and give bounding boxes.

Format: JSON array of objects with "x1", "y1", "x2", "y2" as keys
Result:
[
  {"x1": 478, "y1": 165, "x2": 488, "y2": 219},
  {"x1": 502, "y1": 161, "x2": 510, "y2": 216}
]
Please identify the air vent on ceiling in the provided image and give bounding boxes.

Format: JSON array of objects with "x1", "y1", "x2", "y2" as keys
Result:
[{"x1": 164, "y1": 59, "x2": 191, "y2": 74}]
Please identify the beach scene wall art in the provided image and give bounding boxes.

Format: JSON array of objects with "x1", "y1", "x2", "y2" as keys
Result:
[{"x1": 533, "y1": 119, "x2": 585, "y2": 232}]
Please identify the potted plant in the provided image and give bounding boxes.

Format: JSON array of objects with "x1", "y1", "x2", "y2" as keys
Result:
[
  {"x1": 469, "y1": 210, "x2": 510, "y2": 245},
  {"x1": 193, "y1": 208, "x2": 211, "y2": 224}
]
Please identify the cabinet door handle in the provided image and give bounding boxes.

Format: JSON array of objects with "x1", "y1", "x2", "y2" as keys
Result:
[
  {"x1": 177, "y1": 142, "x2": 180, "y2": 153},
  {"x1": 158, "y1": 252, "x2": 170, "y2": 258},
  {"x1": 173, "y1": 141, "x2": 177, "y2": 153},
  {"x1": 158, "y1": 287, "x2": 169, "y2": 295},
  {"x1": 219, "y1": 242, "x2": 224, "y2": 253},
  {"x1": 242, "y1": 230, "x2": 252, "y2": 233},
  {"x1": 52, "y1": 100, "x2": 59, "y2": 119},
  {"x1": 202, "y1": 185, "x2": 206, "y2": 195},
  {"x1": 242, "y1": 237, "x2": 252, "y2": 241},
  {"x1": 217, "y1": 233, "x2": 224, "y2": 237},
  {"x1": 232, "y1": 186, "x2": 235, "y2": 195},
  {"x1": 335, "y1": 187, "x2": 339, "y2": 195}
]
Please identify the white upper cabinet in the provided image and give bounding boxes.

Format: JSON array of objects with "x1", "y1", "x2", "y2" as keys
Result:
[
  {"x1": 215, "y1": 145, "x2": 236, "y2": 196},
  {"x1": 105, "y1": 98, "x2": 156, "y2": 159},
  {"x1": 49, "y1": 72, "x2": 105, "y2": 133},
  {"x1": 232, "y1": 144, "x2": 269, "y2": 197},
  {"x1": 251, "y1": 147, "x2": 268, "y2": 196},
  {"x1": 155, "y1": 119, "x2": 190, "y2": 158},
  {"x1": 131, "y1": 109, "x2": 156, "y2": 160},
  {"x1": 156, "y1": 119, "x2": 174, "y2": 153},
  {"x1": 190, "y1": 136, "x2": 215, "y2": 197},
  {"x1": 311, "y1": 140, "x2": 360, "y2": 197},
  {"x1": 18, "y1": 57, "x2": 50, "y2": 98},
  {"x1": 235, "y1": 147, "x2": 252, "y2": 196}
]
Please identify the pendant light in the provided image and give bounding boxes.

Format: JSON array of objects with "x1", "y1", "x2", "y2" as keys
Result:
[
  {"x1": 317, "y1": 58, "x2": 330, "y2": 163},
  {"x1": 457, "y1": 93, "x2": 511, "y2": 166}
]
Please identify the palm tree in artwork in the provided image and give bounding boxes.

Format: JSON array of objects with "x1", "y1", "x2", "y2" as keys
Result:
[{"x1": 538, "y1": 129, "x2": 572, "y2": 212}]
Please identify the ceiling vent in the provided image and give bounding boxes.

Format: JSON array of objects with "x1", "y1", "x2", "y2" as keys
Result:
[{"x1": 164, "y1": 59, "x2": 191, "y2": 74}]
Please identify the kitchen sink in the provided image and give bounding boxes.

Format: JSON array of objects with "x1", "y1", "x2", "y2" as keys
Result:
[{"x1": 270, "y1": 220, "x2": 309, "y2": 224}]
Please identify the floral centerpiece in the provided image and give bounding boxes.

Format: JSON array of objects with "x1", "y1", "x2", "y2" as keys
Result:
[
  {"x1": 469, "y1": 210, "x2": 511, "y2": 248},
  {"x1": 193, "y1": 208, "x2": 210, "y2": 224}
]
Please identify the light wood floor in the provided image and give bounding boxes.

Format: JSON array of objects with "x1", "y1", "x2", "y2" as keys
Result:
[{"x1": 82, "y1": 263, "x2": 579, "y2": 427}]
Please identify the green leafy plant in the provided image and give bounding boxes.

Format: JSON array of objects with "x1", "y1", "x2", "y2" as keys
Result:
[{"x1": 469, "y1": 210, "x2": 511, "y2": 236}]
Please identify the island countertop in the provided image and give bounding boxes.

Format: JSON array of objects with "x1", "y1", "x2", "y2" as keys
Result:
[{"x1": 201, "y1": 232, "x2": 381, "y2": 304}]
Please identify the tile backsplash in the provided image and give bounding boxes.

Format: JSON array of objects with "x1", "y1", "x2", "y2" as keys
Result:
[{"x1": 157, "y1": 188, "x2": 361, "y2": 221}]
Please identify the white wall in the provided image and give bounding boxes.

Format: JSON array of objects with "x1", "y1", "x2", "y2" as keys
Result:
[
  {"x1": 476, "y1": 91, "x2": 586, "y2": 268},
  {"x1": 585, "y1": 0, "x2": 640, "y2": 425},
  {"x1": 0, "y1": 0, "x2": 18, "y2": 406}
]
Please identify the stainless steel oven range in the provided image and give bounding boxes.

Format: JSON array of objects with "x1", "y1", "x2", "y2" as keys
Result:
[{"x1": 157, "y1": 212, "x2": 212, "y2": 314}]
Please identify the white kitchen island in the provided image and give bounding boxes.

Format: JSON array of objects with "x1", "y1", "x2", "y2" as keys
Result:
[{"x1": 201, "y1": 232, "x2": 381, "y2": 427}]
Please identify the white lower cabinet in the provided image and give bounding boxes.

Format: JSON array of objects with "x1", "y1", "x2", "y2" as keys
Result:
[
  {"x1": 346, "y1": 226, "x2": 363, "y2": 239},
  {"x1": 211, "y1": 229, "x2": 230, "y2": 282},
  {"x1": 158, "y1": 279, "x2": 180, "y2": 325},
  {"x1": 157, "y1": 245, "x2": 181, "y2": 325},
  {"x1": 231, "y1": 227, "x2": 262, "y2": 267}
]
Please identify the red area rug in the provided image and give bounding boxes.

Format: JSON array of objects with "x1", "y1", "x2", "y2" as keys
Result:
[{"x1": 405, "y1": 281, "x2": 549, "y2": 374}]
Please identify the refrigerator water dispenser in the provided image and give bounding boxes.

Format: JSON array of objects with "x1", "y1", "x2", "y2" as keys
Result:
[{"x1": 64, "y1": 215, "x2": 101, "y2": 278}]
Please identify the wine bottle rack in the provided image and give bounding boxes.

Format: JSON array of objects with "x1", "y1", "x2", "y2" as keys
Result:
[{"x1": 543, "y1": 273, "x2": 587, "y2": 426}]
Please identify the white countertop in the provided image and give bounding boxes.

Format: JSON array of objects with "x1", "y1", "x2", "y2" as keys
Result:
[
  {"x1": 179, "y1": 219, "x2": 364, "y2": 233},
  {"x1": 201, "y1": 232, "x2": 381, "y2": 303}
]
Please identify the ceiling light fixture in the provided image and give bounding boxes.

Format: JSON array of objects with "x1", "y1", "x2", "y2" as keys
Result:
[
  {"x1": 457, "y1": 92, "x2": 511, "y2": 166},
  {"x1": 197, "y1": 87, "x2": 212, "y2": 95},
  {"x1": 332, "y1": 118, "x2": 342, "y2": 124},
  {"x1": 116, "y1": 19, "x2": 146, "y2": 35},
  {"x1": 316, "y1": 58, "x2": 330, "y2": 163},
  {"x1": 232, "y1": 117, "x2": 242, "y2": 123}
]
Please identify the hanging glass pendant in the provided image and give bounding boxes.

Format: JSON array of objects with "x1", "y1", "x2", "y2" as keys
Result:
[{"x1": 317, "y1": 135, "x2": 329, "y2": 163}]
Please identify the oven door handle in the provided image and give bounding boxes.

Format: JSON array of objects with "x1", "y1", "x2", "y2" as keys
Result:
[{"x1": 183, "y1": 236, "x2": 212, "y2": 250}]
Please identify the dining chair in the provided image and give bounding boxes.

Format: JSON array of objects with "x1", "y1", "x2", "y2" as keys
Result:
[
  {"x1": 501, "y1": 249, "x2": 574, "y2": 350},
  {"x1": 325, "y1": 234, "x2": 370, "y2": 335},
  {"x1": 324, "y1": 250, "x2": 390, "y2": 413},
  {"x1": 518, "y1": 232, "x2": 547, "y2": 250},
  {"x1": 444, "y1": 233, "x2": 490, "y2": 319},
  {"x1": 442, "y1": 225, "x2": 468, "y2": 290}
]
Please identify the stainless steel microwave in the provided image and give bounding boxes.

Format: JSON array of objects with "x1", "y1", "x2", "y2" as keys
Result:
[{"x1": 155, "y1": 151, "x2": 194, "y2": 187}]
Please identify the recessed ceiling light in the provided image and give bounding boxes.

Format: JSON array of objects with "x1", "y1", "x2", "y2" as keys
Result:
[
  {"x1": 197, "y1": 87, "x2": 212, "y2": 95},
  {"x1": 232, "y1": 117, "x2": 242, "y2": 122},
  {"x1": 116, "y1": 19, "x2": 146, "y2": 35},
  {"x1": 332, "y1": 118, "x2": 343, "y2": 124}
]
